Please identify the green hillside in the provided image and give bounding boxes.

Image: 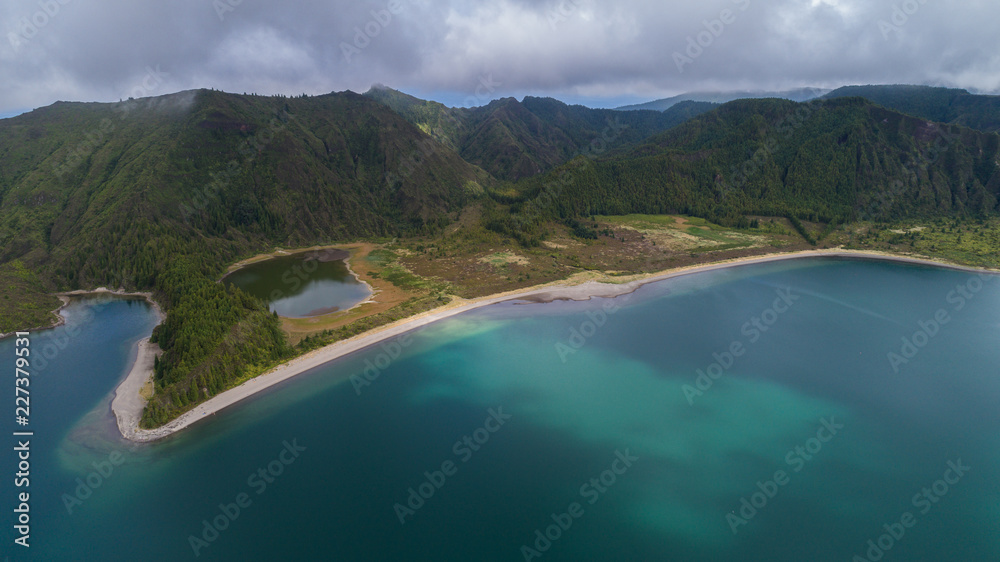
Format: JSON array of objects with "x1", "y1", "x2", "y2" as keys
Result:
[
  {"x1": 364, "y1": 86, "x2": 714, "y2": 181},
  {"x1": 0, "y1": 259, "x2": 62, "y2": 335},
  {"x1": 0, "y1": 88, "x2": 492, "y2": 427},
  {"x1": 484, "y1": 97, "x2": 1000, "y2": 244},
  {"x1": 2, "y1": 88, "x2": 999, "y2": 427},
  {"x1": 825, "y1": 85, "x2": 1000, "y2": 133},
  {"x1": 0, "y1": 89, "x2": 491, "y2": 289}
]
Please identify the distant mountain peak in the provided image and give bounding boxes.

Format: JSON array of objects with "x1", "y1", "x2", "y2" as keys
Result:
[{"x1": 616, "y1": 88, "x2": 830, "y2": 112}]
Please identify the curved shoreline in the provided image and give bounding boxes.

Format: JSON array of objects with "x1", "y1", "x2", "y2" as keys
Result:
[
  {"x1": 50, "y1": 290, "x2": 167, "y2": 441},
  {"x1": 56, "y1": 287, "x2": 164, "y2": 316},
  {"x1": 221, "y1": 244, "x2": 377, "y2": 318},
  {"x1": 112, "y1": 338, "x2": 163, "y2": 441},
  {"x1": 0, "y1": 294, "x2": 72, "y2": 341},
  {"x1": 0, "y1": 287, "x2": 164, "y2": 341},
  {"x1": 112, "y1": 248, "x2": 998, "y2": 443},
  {"x1": 0, "y1": 303, "x2": 66, "y2": 341}
]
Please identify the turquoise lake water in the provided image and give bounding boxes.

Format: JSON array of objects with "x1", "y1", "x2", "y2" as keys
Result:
[{"x1": 2, "y1": 257, "x2": 999, "y2": 561}]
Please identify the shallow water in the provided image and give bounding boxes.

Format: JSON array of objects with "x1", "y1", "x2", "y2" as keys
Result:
[{"x1": 2, "y1": 257, "x2": 998, "y2": 561}]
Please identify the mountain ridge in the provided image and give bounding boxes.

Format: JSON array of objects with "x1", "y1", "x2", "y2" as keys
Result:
[
  {"x1": 363, "y1": 86, "x2": 717, "y2": 180},
  {"x1": 823, "y1": 84, "x2": 1000, "y2": 133},
  {"x1": 615, "y1": 88, "x2": 830, "y2": 112},
  {"x1": 482, "y1": 96, "x2": 1000, "y2": 245}
]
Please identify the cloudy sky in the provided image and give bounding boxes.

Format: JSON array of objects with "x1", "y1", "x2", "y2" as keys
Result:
[{"x1": 1, "y1": 0, "x2": 998, "y2": 116}]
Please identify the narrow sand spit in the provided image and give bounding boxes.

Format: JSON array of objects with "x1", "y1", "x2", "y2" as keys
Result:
[
  {"x1": 113, "y1": 249, "x2": 999, "y2": 442},
  {"x1": 112, "y1": 339, "x2": 163, "y2": 441}
]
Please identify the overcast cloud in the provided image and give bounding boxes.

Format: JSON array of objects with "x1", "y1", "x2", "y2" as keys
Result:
[{"x1": 1, "y1": 0, "x2": 998, "y2": 115}]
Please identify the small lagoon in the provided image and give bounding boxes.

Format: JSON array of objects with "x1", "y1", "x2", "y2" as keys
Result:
[{"x1": 222, "y1": 249, "x2": 371, "y2": 317}]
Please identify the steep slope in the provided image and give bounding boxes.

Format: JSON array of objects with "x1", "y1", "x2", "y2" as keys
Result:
[
  {"x1": 364, "y1": 86, "x2": 712, "y2": 181},
  {"x1": 0, "y1": 89, "x2": 491, "y2": 289},
  {"x1": 486, "y1": 97, "x2": 1000, "y2": 242},
  {"x1": 362, "y1": 84, "x2": 467, "y2": 151},
  {"x1": 0, "y1": 88, "x2": 497, "y2": 428},
  {"x1": 824, "y1": 85, "x2": 1000, "y2": 133}
]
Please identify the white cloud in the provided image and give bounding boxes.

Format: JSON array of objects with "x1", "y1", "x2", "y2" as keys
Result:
[{"x1": 0, "y1": 0, "x2": 998, "y2": 114}]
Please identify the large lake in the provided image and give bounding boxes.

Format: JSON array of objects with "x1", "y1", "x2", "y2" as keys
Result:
[
  {"x1": 2, "y1": 257, "x2": 998, "y2": 561},
  {"x1": 222, "y1": 249, "x2": 371, "y2": 317}
]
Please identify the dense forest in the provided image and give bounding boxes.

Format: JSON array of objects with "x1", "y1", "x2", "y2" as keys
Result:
[
  {"x1": 482, "y1": 97, "x2": 1000, "y2": 245},
  {"x1": 364, "y1": 85, "x2": 717, "y2": 181},
  {"x1": 0, "y1": 89, "x2": 490, "y2": 424},
  {"x1": 824, "y1": 85, "x2": 1000, "y2": 133},
  {"x1": 141, "y1": 258, "x2": 290, "y2": 427},
  {"x1": 1, "y1": 86, "x2": 998, "y2": 426}
]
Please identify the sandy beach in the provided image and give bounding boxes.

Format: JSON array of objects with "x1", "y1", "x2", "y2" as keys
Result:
[
  {"x1": 112, "y1": 248, "x2": 998, "y2": 443},
  {"x1": 112, "y1": 338, "x2": 163, "y2": 441}
]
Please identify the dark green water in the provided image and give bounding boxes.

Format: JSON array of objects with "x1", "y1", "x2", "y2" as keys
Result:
[
  {"x1": 2, "y1": 257, "x2": 999, "y2": 561},
  {"x1": 222, "y1": 249, "x2": 371, "y2": 317}
]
